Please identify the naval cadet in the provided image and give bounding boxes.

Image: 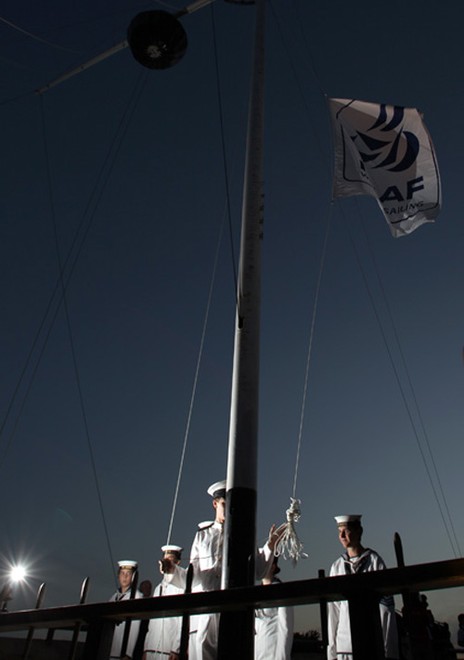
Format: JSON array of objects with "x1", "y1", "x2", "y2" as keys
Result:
[
  {"x1": 327, "y1": 515, "x2": 399, "y2": 660},
  {"x1": 255, "y1": 557, "x2": 294, "y2": 660},
  {"x1": 109, "y1": 559, "x2": 143, "y2": 660},
  {"x1": 143, "y1": 545, "x2": 184, "y2": 660},
  {"x1": 160, "y1": 480, "x2": 286, "y2": 660}
]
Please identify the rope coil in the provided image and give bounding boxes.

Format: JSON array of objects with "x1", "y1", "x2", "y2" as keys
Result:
[{"x1": 274, "y1": 498, "x2": 307, "y2": 565}]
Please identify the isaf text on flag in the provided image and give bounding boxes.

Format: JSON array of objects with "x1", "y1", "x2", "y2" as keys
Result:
[{"x1": 329, "y1": 98, "x2": 441, "y2": 238}]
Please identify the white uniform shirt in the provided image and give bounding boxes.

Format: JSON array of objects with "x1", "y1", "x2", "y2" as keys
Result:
[
  {"x1": 109, "y1": 588, "x2": 143, "y2": 659},
  {"x1": 143, "y1": 580, "x2": 184, "y2": 658},
  {"x1": 166, "y1": 521, "x2": 274, "y2": 660},
  {"x1": 327, "y1": 549, "x2": 399, "y2": 660},
  {"x1": 255, "y1": 579, "x2": 294, "y2": 660}
]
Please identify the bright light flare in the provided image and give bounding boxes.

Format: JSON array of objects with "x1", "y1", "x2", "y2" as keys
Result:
[{"x1": 9, "y1": 565, "x2": 27, "y2": 583}]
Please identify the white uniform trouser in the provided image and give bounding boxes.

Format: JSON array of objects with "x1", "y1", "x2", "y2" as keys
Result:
[{"x1": 189, "y1": 613, "x2": 219, "y2": 660}]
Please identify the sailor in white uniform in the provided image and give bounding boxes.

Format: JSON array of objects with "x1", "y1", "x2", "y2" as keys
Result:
[
  {"x1": 255, "y1": 557, "x2": 294, "y2": 660},
  {"x1": 109, "y1": 559, "x2": 143, "y2": 660},
  {"x1": 144, "y1": 545, "x2": 184, "y2": 659},
  {"x1": 161, "y1": 480, "x2": 286, "y2": 660},
  {"x1": 327, "y1": 515, "x2": 399, "y2": 660}
]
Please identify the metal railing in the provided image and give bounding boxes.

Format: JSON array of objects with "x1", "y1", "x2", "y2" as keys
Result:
[{"x1": 0, "y1": 557, "x2": 463, "y2": 659}]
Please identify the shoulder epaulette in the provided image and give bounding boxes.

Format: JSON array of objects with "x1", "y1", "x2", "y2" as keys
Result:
[{"x1": 197, "y1": 520, "x2": 214, "y2": 530}]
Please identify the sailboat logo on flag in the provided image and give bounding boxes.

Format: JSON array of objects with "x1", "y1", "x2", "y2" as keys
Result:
[{"x1": 329, "y1": 98, "x2": 441, "y2": 238}]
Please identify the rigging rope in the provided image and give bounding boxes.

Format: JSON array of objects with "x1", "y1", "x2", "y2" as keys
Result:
[
  {"x1": 0, "y1": 70, "x2": 148, "y2": 469},
  {"x1": 165, "y1": 0, "x2": 239, "y2": 544},
  {"x1": 359, "y1": 210, "x2": 462, "y2": 558},
  {"x1": 165, "y1": 204, "x2": 228, "y2": 546},
  {"x1": 0, "y1": 14, "x2": 81, "y2": 54},
  {"x1": 209, "y1": 1, "x2": 238, "y2": 296},
  {"x1": 275, "y1": 203, "x2": 332, "y2": 563},
  {"x1": 292, "y1": 202, "x2": 333, "y2": 500},
  {"x1": 273, "y1": 499, "x2": 306, "y2": 565},
  {"x1": 0, "y1": 70, "x2": 149, "y2": 584},
  {"x1": 39, "y1": 93, "x2": 117, "y2": 575},
  {"x1": 339, "y1": 199, "x2": 461, "y2": 559},
  {"x1": 264, "y1": 0, "x2": 336, "y2": 562},
  {"x1": 271, "y1": 0, "x2": 460, "y2": 560},
  {"x1": 0, "y1": 1, "x2": 177, "y2": 56},
  {"x1": 270, "y1": 0, "x2": 330, "y2": 173}
]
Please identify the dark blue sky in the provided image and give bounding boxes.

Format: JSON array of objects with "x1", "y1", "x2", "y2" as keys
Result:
[{"x1": 0, "y1": 0, "x2": 463, "y2": 636}]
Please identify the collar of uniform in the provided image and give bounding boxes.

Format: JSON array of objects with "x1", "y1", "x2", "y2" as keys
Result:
[
  {"x1": 342, "y1": 548, "x2": 372, "y2": 572},
  {"x1": 343, "y1": 547, "x2": 370, "y2": 560}
]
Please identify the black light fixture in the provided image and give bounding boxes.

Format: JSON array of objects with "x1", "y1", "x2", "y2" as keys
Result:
[{"x1": 127, "y1": 11, "x2": 188, "y2": 70}]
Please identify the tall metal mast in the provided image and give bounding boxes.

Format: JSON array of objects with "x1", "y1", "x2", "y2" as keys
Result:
[
  {"x1": 38, "y1": 2, "x2": 267, "y2": 655},
  {"x1": 219, "y1": 0, "x2": 266, "y2": 655}
]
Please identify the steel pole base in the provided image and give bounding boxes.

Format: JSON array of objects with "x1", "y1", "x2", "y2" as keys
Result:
[{"x1": 217, "y1": 608, "x2": 255, "y2": 660}]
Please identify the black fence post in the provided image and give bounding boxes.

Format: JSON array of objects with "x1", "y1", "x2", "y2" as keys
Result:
[
  {"x1": 23, "y1": 582, "x2": 46, "y2": 660},
  {"x1": 68, "y1": 576, "x2": 90, "y2": 660},
  {"x1": 348, "y1": 591, "x2": 385, "y2": 660},
  {"x1": 83, "y1": 618, "x2": 114, "y2": 660},
  {"x1": 179, "y1": 563, "x2": 194, "y2": 660},
  {"x1": 318, "y1": 568, "x2": 328, "y2": 650},
  {"x1": 394, "y1": 532, "x2": 434, "y2": 660}
]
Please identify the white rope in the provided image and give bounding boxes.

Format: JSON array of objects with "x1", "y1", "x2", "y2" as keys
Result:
[
  {"x1": 165, "y1": 217, "x2": 224, "y2": 546},
  {"x1": 292, "y1": 203, "x2": 332, "y2": 500},
  {"x1": 273, "y1": 498, "x2": 307, "y2": 565},
  {"x1": 268, "y1": 1, "x2": 337, "y2": 566},
  {"x1": 274, "y1": 204, "x2": 333, "y2": 564},
  {"x1": 166, "y1": 2, "x2": 238, "y2": 545}
]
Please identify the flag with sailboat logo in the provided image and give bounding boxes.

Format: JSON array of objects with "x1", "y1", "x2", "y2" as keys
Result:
[{"x1": 329, "y1": 98, "x2": 441, "y2": 238}]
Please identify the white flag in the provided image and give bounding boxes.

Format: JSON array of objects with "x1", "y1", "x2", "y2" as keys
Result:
[{"x1": 330, "y1": 98, "x2": 441, "y2": 238}]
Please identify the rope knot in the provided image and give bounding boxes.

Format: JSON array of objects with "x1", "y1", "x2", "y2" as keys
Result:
[{"x1": 286, "y1": 497, "x2": 301, "y2": 523}]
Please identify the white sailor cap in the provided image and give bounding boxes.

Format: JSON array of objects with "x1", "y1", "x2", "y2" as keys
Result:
[
  {"x1": 334, "y1": 515, "x2": 362, "y2": 525},
  {"x1": 161, "y1": 545, "x2": 183, "y2": 556},
  {"x1": 118, "y1": 560, "x2": 138, "y2": 570},
  {"x1": 207, "y1": 480, "x2": 226, "y2": 499}
]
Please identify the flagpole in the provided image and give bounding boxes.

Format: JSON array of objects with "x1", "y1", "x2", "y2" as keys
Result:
[{"x1": 219, "y1": 0, "x2": 265, "y2": 655}]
